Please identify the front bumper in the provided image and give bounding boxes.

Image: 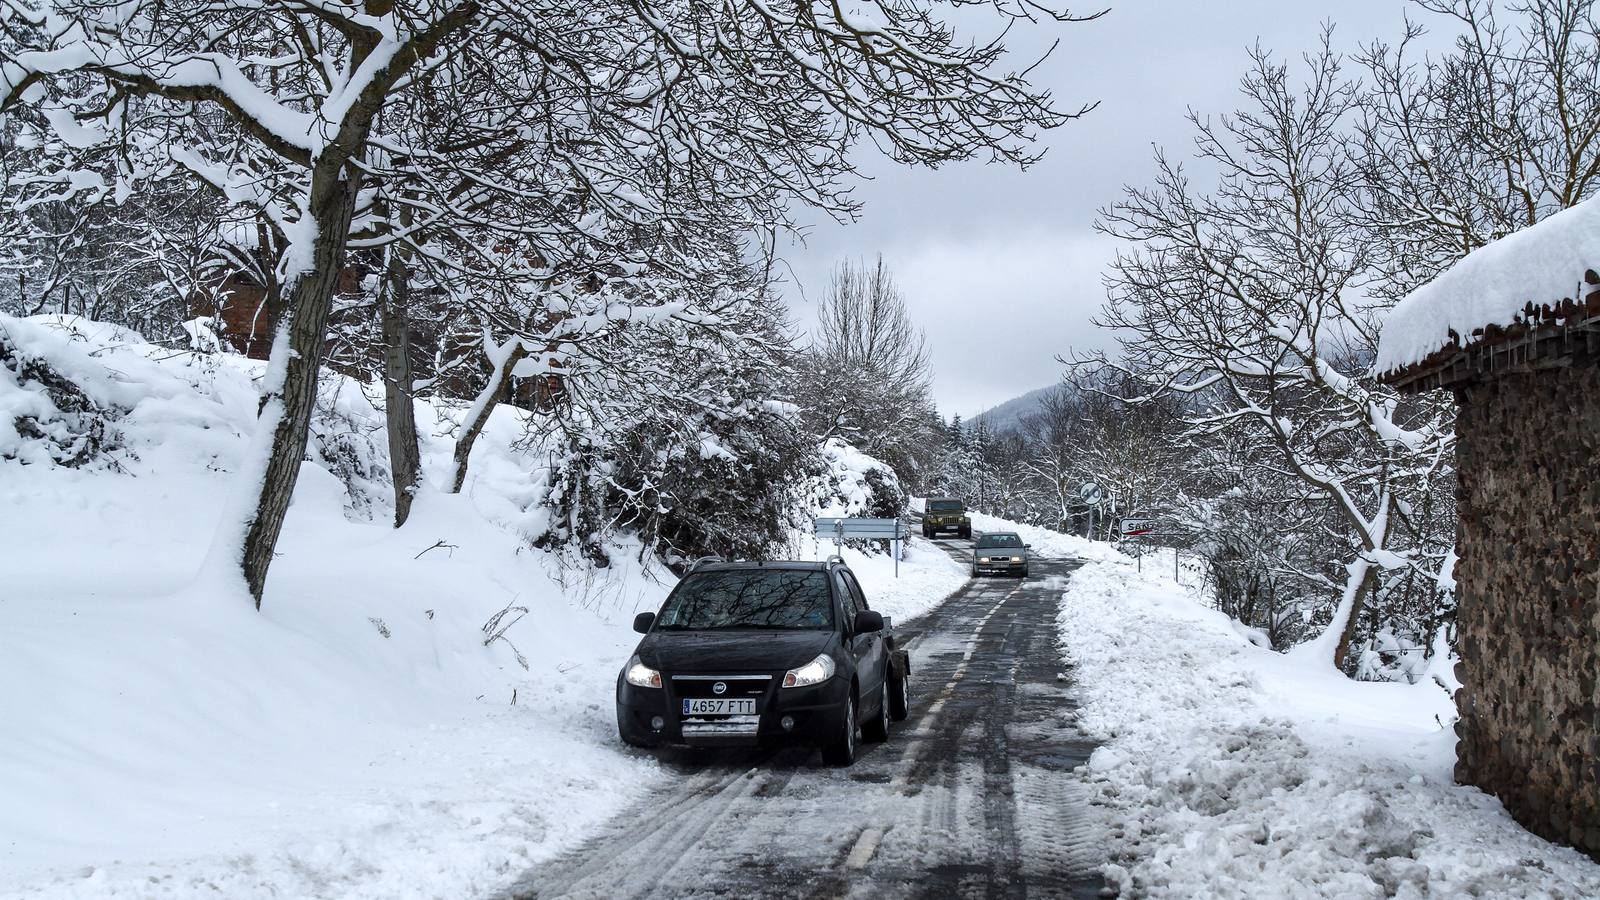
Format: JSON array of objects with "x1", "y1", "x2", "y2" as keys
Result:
[
  {"x1": 925, "y1": 519, "x2": 969, "y2": 533},
  {"x1": 616, "y1": 672, "x2": 851, "y2": 749},
  {"x1": 974, "y1": 556, "x2": 1026, "y2": 575}
]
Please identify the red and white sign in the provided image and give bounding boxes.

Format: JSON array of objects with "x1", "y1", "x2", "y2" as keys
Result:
[{"x1": 1120, "y1": 518, "x2": 1155, "y2": 537}]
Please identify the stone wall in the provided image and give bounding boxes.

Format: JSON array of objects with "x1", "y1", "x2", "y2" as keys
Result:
[{"x1": 1454, "y1": 361, "x2": 1600, "y2": 858}]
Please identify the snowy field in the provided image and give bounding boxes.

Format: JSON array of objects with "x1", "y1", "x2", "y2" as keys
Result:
[
  {"x1": 1058, "y1": 556, "x2": 1600, "y2": 898},
  {"x1": 0, "y1": 314, "x2": 965, "y2": 899}
]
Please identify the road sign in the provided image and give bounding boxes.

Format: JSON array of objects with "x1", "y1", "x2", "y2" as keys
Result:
[
  {"x1": 814, "y1": 517, "x2": 909, "y2": 578},
  {"x1": 1120, "y1": 518, "x2": 1156, "y2": 537},
  {"x1": 814, "y1": 517, "x2": 907, "y2": 539},
  {"x1": 1078, "y1": 482, "x2": 1103, "y2": 505}
]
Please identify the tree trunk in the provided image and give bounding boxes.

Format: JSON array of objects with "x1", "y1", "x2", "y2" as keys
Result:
[
  {"x1": 1332, "y1": 558, "x2": 1378, "y2": 671},
  {"x1": 238, "y1": 167, "x2": 361, "y2": 606},
  {"x1": 449, "y1": 336, "x2": 526, "y2": 493},
  {"x1": 380, "y1": 244, "x2": 421, "y2": 526}
]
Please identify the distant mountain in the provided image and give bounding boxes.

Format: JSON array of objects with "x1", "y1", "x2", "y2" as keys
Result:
[{"x1": 972, "y1": 383, "x2": 1062, "y2": 435}]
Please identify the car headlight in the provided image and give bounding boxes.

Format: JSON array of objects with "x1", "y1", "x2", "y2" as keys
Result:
[
  {"x1": 624, "y1": 655, "x2": 662, "y2": 688},
  {"x1": 782, "y1": 653, "x2": 836, "y2": 688},
  {"x1": 978, "y1": 556, "x2": 990, "y2": 563},
  {"x1": 1011, "y1": 556, "x2": 1022, "y2": 562}
]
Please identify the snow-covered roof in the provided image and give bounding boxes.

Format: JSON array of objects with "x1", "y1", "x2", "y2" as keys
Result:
[{"x1": 1375, "y1": 194, "x2": 1600, "y2": 377}]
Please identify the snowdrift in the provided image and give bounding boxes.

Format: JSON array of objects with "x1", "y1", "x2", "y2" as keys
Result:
[
  {"x1": 1058, "y1": 558, "x2": 1600, "y2": 897},
  {"x1": 0, "y1": 313, "x2": 680, "y2": 896},
  {"x1": 0, "y1": 314, "x2": 962, "y2": 897}
]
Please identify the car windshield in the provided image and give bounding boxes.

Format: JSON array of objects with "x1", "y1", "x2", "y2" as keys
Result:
[
  {"x1": 655, "y1": 570, "x2": 834, "y2": 631},
  {"x1": 975, "y1": 534, "x2": 1023, "y2": 549},
  {"x1": 928, "y1": 501, "x2": 962, "y2": 511}
]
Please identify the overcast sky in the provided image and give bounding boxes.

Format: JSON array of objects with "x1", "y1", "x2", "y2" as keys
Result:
[{"x1": 779, "y1": 0, "x2": 1428, "y2": 418}]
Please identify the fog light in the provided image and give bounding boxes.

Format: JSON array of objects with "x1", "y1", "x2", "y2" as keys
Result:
[
  {"x1": 650, "y1": 716, "x2": 665, "y2": 730},
  {"x1": 780, "y1": 715, "x2": 796, "y2": 731}
]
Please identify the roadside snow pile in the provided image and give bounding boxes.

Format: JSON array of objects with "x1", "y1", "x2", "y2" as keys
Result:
[
  {"x1": 967, "y1": 510, "x2": 1124, "y2": 564},
  {"x1": 0, "y1": 313, "x2": 679, "y2": 898},
  {"x1": 1059, "y1": 560, "x2": 1600, "y2": 898},
  {"x1": 1375, "y1": 193, "x2": 1600, "y2": 374}
]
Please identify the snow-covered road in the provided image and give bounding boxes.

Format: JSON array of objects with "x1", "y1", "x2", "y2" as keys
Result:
[{"x1": 497, "y1": 539, "x2": 1103, "y2": 899}]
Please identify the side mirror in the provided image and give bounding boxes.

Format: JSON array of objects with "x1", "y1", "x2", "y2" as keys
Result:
[
  {"x1": 854, "y1": 610, "x2": 885, "y2": 633},
  {"x1": 632, "y1": 612, "x2": 656, "y2": 634},
  {"x1": 1024, "y1": 544, "x2": 1033, "y2": 550}
]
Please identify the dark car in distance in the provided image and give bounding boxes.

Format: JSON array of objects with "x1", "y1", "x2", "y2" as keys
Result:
[
  {"x1": 922, "y1": 497, "x2": 971, "y2": 539},
  {"x1": 616, "y1": 557, "x2": 910, "y2": 766}
]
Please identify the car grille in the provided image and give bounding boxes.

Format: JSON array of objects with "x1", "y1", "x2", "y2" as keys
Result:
[{"x1": 671, "y1": 674, "x2": 770, "y2": 699}]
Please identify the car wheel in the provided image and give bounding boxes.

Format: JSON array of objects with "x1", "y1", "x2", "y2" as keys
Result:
[
  {"x1": 1019, "y1": 568, "x2": 1029, "y2": 578},
  {"x1": 887, "y1": 665, "x2": 910, "y2": 722},
  {"x1": 822, "y1": 693, "x2": 858, "y2": 766},
  {"x1": 863, "y1": 681, "x2": 890, "y2": 743}
]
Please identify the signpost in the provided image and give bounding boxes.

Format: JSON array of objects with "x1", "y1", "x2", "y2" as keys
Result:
[
  {"x1": 814, "y1": 517, "x2": 909, "y2": 578},
  {"x1": 1077, "y1": 482, "x2": 1103, "y2": 538},
  {"x1": 1119, "y1": 516, "x2": 1178, "y2": 581}
]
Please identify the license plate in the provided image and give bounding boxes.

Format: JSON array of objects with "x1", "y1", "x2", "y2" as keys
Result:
[{"x1": 682, "y1": 698, "x2": 756, "y2": 716}]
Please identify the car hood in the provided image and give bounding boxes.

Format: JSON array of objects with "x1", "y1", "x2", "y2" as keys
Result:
[{"x1": 637, "y1": 629, "x2": 833, "y2": 673}]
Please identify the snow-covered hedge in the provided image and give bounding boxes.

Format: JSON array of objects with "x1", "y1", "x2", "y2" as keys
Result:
[{"x1": 809, "y1": 437, "x2": 907, "y2": 521}]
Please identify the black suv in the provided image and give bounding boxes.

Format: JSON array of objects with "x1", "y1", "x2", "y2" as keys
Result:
[{"x1": 616, "y1": 557, "x2": 910, "y2": 766}]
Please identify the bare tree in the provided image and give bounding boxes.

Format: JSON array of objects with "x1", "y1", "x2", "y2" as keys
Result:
[
  {"x1": 1356, "y1": 0, "x2": 1600, "y2": 297},
  {"x1": 796, "y1": 255, "x2": 941, "y2": 480},
  {"x1": 5, "y1": 0, "x2": 1093, "y2": 606},
  {"x1": 1096, "y1": 35, "x2": 1455, "y2": 671}
]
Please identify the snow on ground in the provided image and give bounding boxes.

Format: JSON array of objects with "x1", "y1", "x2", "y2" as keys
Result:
[
  {"x1": 965, "y1": 510, "x2": 1124, "y2": 565},
  {"x1": 788, "y1": 529, "x2": 967, "y2": 625},
  {"x1": 1375, "y1": 192, "x2": 1600, "y2": 374},
  {"x1": 0, "y1": 314, "x2": 965, "y2": 898},
  {"x1": 0, "y1": 315, "x2": 676, "y2": 898},
  {"x1": 1058, "y1": 556, "x2": 1600, "y2": 898}
]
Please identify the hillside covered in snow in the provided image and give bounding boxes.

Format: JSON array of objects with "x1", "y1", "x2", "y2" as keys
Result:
[{"x1": 0, "y1": 313, "x2": 964, "y2": 898}]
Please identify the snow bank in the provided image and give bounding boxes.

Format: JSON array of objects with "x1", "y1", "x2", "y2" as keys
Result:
[
  {"x1": 967, "y1": 510, "x2": 1124, "y2": 564},
  {"x1": 1376, "y1": 194, "x2": 1600, "y2": 374},
  {"x1": 1058, "y1": 559, "x2": 1600, "y2": 897},
  {"x1": 0, "y1": 314, "x2": 676, "y2": 897}
]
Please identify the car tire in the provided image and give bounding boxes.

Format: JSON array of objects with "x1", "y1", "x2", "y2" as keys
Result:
[
  {"x1": 822, "y1": 693, "x2": 858, "y2": 767},
  {"x1": 1019, "y1": 568, "x2": 1029, "y2": 578},
  {"x1": 887, "y1": 664, "x2": 910, "y2": 722},
  {"x1": 959, "y1": 527, "x2": 971, "y2": 540},
  {"x1": 863, "y1": 681, "x2": 890, "y2": 743}
]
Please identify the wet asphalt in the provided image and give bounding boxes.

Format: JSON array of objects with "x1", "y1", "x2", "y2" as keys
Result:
[{"x1": 496, "y1": 528, "x2": 1104, "y2": 900}]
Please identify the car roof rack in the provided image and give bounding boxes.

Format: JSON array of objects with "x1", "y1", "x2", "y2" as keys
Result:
[{"x1": 688, "y1": 555, "x2": 724, "y2": 571}]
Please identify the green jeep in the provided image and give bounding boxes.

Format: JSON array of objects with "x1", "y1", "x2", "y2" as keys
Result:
[{"x1": 922, "y1": 497, "x2": 972, "y2": 539}]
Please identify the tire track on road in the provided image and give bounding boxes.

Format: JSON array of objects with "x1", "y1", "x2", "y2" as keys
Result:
[{"x1": 496, "y1": 531, "x2": 1103, "y2": 900}]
